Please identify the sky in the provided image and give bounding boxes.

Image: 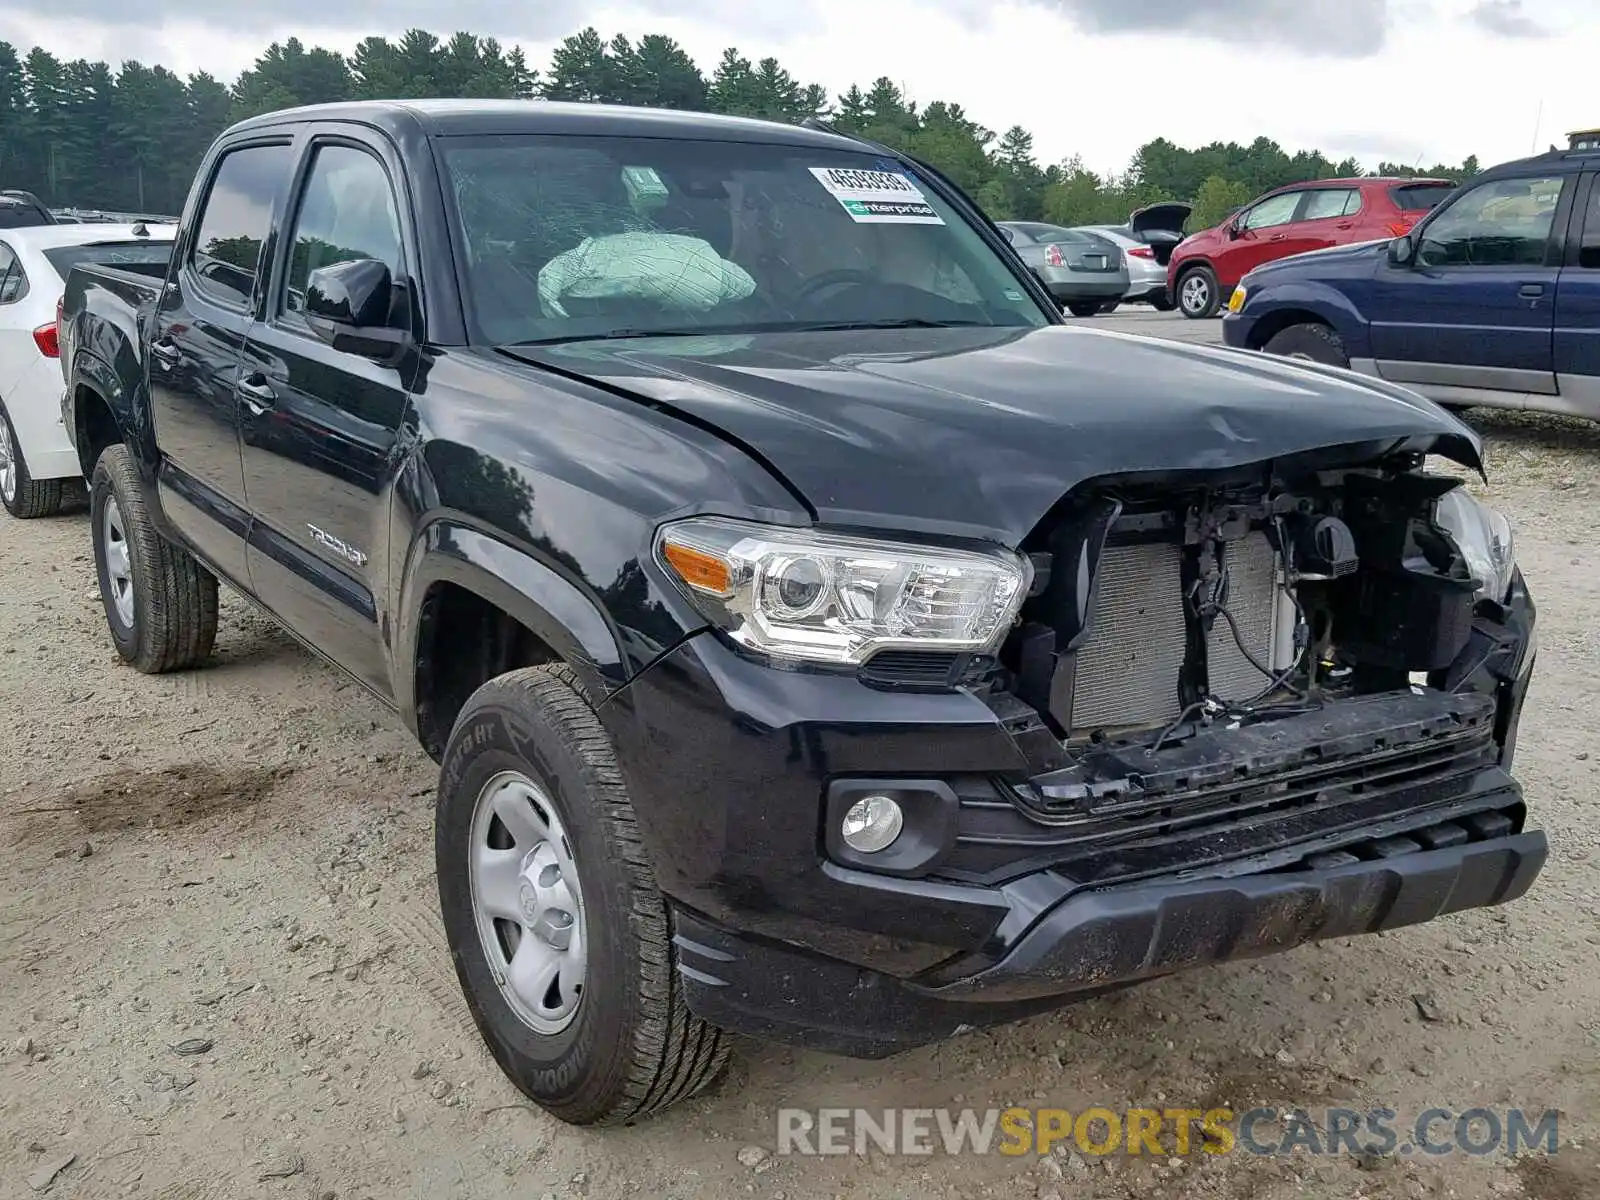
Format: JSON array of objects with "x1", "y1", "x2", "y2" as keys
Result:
[{"x1": 0, "y1": 0, "x2": 1594, "y2": 177}]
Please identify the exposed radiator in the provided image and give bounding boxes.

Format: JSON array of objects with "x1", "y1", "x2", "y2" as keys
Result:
[
  {"x1": 1206, "y1": 533, "x2": 1283, "y2": 703},
  {"x1": 1069, "y1": 534, "x2": 1282, "y2": 730},
  {"x1": 1070, "y1": 542, "x2": 1187, "y2": 729}
]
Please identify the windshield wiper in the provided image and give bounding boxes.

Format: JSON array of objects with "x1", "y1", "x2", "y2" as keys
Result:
[{"x1": 507, "y1": 317, "x2": 1000, "y2": 348}]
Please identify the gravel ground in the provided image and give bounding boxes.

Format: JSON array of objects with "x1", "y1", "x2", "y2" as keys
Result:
[{"x1": 1, "y1": 347, "x2": 1597, "y2": 1198}]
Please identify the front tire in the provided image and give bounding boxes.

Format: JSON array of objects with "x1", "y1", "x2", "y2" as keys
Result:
[
  {"x1": 1263, "y1": 322, "x2": 1350, "y2": 368},
  {"x1": 0, "y1": 401, "x2": 64, "y2": 519},
  {"x1": 436, "y1": 665, "x2": 730, "y2": 1126},
  {"x1": 1177, "y1": 265, "x2": 1221, "y2": 319},
  {"x1": 90, "y1": 444, "x2": 218, "y2": 673}
]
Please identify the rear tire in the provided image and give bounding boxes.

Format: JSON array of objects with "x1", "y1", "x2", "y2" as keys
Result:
[
  {"x1": 1149, "y1": 292, "x2": 1176, "y2": 312},
  {"x1": 1066, "y1": 301, "x2": 1101, "y2": 317},
  {"x1": 1263, "y1": 322, "x2": 1350, "y2": 369},
  {"x1": 1177, "y1": 265, "x2": 1221, "y2": 319},
  {"x1": 436, "y1": 664, "x2": 730, "y2": 1126},
  {"x1": 1098, "y1": 300, "x2": 1121, "y2": 315},
  {"x1": 0, "y1": 401, "x2": 64, "y2": 519},
  {"x1": 90, "y1": 443, "x2": 218, "y2": 673}
]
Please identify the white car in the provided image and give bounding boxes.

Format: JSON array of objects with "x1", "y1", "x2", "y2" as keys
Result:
[
  {"x1": 1077, "y1": 224, "x2": 1176, "y2": 310},
  {"x1": 0, "y1": 223, "x2": 174, "y2": 517}
]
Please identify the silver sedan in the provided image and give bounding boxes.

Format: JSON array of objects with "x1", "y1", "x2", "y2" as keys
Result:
[{"x1": 997, "y1": 222, "x2": 1129, "y2": 316}]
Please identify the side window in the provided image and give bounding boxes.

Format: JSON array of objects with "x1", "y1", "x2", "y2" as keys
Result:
[
  {"x1": 189, "y1": 142, "x2": 294, "y2": 308},
  {"x1": 1343, "y1": 190, "x2": 1364, "y2": 216},
  {"x1": 1578, "y1": 179, "x2": 1600, "y2": 269},
  {"x1": 1302, "y1": 189, "x2": 1358, "y2": 221},
  {"x1": 1241, "y1": 192, "x2": 1302, "y2": 231},
  {"x1": 0, "y1": 243, "x2": 25, "y2": 304},
  {"x1": 281, "y1": 144, "x2": 406, "y2": 326},
  {"x1": 1416, "y1": 175, "x2": 1565, "y2": 268}
]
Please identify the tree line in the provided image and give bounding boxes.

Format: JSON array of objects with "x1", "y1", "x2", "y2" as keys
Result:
[{"x1": 0, "y1": 26, "x2": 1484, "y2": 228}]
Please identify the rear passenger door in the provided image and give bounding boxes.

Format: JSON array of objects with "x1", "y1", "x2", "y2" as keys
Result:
[
  {"x1": 1552, "y1": 172, "x2": 1600, "y2": 419},
  {"x1": 1290, "y1": 187, "x2": 1361, "y2": 254},
  {"x1": 1367, "y1": 172, "x2": 1569, "y2": 399},
  {"x1": 148, "y1": 137, "x2": 295, "y2": 584},
  {"x1": 238, "y1": 129, "x2": 417, "y2": 698}
]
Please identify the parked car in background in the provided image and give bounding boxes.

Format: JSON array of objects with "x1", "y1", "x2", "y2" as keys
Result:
[
  {"x1": 998, "y1": 222, "x2": 1129, "y2": 315},
  {"x1": 1223, "y1": 152, "x2": 1597, "y2": 422},
  {"x1": 1169, "y1": 177, "x2": 1457, "y2": 319},
  {"x1": 0, "y1": 222, "x2": 174, "y2": 517},
  {"x1": 1076, "y1": 224, "x2": 1175, "y2": 309},
  {"x1": 0, "y1": 190, "x2": 56, "y2": 230}
]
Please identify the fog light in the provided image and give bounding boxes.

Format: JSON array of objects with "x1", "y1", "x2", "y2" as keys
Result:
[{"x1": 840, "y1": 794, "x2": 903, "y2": 853}]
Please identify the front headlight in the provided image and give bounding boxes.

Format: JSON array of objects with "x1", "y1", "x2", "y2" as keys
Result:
[
  {"x1": 1434, "y1": 489, "x2": 1515, "y2": 603},
  {"x1": 655, "y1": 517, "x2": 1030, "y2": 665}
]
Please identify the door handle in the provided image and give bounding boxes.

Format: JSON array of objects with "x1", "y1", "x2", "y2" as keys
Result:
[
  {"x1": 150, "y1": 339, "x2": 181, "y2": 368},
  {"x1": 237, "y1": 374, "x2": 277, "y2": 416},
  {"x1": 1519, "y1": 282, "x2": 1545, "y2": 298}
]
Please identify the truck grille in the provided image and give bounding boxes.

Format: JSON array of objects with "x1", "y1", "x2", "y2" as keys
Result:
[{"x1": 1069, "y1": 534, "x2": 1281, "y2": 730}]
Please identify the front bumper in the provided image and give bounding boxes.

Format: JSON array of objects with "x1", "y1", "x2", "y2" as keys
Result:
[
  {"x1": 674, "y1": 817, "x2": 1544, "y2": 1057},
  {"x1": 600, "y1": 583, "x2": 1540, "y2": 1057},
  {"x1": 1222, "y1": 308, "x2": 1257, "y2": 348}
]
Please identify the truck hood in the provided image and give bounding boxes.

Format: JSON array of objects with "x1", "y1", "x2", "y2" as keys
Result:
[{"x1": 510, "y1": 325, "x2": 1481, "y2": 546}]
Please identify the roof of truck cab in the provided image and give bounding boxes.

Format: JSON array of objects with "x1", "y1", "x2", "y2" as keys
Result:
[{"x1": 226, "y1": 99, "x2": 868, "y2": 149}]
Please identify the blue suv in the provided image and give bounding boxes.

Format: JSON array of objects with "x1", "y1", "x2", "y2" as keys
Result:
[{"x1": 1223, "y1": 149, "x2": 1600, "y2": 423}]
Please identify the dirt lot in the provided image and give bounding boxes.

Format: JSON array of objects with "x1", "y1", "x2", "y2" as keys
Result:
[{"x1": 2, "y1": 398, "x2": 1598, "y2": 1200}]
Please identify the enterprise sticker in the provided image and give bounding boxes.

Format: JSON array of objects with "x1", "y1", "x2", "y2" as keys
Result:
[{"x1": 809, "y1": 166, "x2": 944, "y2": 225}]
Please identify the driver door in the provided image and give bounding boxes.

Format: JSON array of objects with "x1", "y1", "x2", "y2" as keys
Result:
[
  {"x1": 1368, "y1": 173, "x2": 1570, "y2": 398},
  {"x1": 1215, "y1": 190, "x2": 1307, "y2": 286}
]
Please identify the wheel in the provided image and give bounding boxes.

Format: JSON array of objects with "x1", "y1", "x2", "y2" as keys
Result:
[
  {"x1": 1263, "y1": 322, "x2": 1350, "y2": 368},
  {"x1": 1098, "y1": 300, "x2": 1121, "y2": 315},
  {"x1": 90, "y1": 443, "x2": 219, "y2": 673},
  {"x1": 0, "y1": 401, "x2": 64, "y2": 519},
  {"x1": 1065, "y1": 301, "x2": 1101, "y2": 317},
  {"x1": 436, "y1": 665, "x2": 730, "y2": 1126},
  {"x1": 1149, "y1": 292, "x2": 1176, "y2": 312},
  {"x1": 1177, "y1": 265, "x2": 1221, "y2": 319}
]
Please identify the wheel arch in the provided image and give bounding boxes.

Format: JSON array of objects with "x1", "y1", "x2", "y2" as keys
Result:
[{"x1": 396, "y1": 520, "x2": 631, "y2": 759}]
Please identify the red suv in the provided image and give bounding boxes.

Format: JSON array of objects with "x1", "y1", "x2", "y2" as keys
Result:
[{"x1": 1167, "y1": 177, "x2": 1456, "y2": 319}]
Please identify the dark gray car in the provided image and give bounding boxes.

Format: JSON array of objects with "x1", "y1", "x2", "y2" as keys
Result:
[{"x1": 998, "y1": 222, "x2": 1128, "y2": 316}]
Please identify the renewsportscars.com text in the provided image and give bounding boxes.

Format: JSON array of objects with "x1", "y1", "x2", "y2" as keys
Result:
[{"x1": 777, "y1": 1106, "x2": 1561, "y2": 1158}]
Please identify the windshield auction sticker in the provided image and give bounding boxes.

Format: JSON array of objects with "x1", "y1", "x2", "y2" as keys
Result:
[{"x1": 809, "y1": 167, "x2": 945, "y2": 224}]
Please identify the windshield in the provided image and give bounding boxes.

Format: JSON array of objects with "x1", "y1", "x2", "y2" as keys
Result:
[
  {"x1": 438, "y1": 135, "x2": 1050, "y2": 345},
  {"x1": 42, "y1": 240, "x2": 173, "y2": 277}
]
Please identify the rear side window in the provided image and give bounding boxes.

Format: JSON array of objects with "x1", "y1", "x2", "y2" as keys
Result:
[
  {"x1": 1390, "y1": 183, "x2": 1457, "y2": 212},
  {"x1": 0, "y1": 242, "x2": 27, "y2": 304},
  {"x1": 1302, "y1": 189, "x2": 1360, "y2": 220},
  {"x1": 1577, "y1": 181, "x2": 1600, "y2": 269},
  {"x1": 189, "y1": 143, "x2": 294, "y2": 307},
  {"x1": 42, "y1": 241, "x2": 173, "y2": 278}
]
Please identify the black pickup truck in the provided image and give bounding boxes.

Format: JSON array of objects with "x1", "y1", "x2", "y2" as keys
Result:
[{"x1": 58, "y1": 100, "x2": 1543, "y2": 1126}]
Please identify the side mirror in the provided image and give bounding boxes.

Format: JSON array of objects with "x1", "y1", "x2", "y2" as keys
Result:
[
  {"x1": 304, "y1": 258, "x2": 409, "y2": 361},
  {"x1": 1387, "y1": 235, "x2": 1416, "y2": 267},
  {"x1": 1226, "y1": 220, "x2": 1244, "y2": 240}
]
